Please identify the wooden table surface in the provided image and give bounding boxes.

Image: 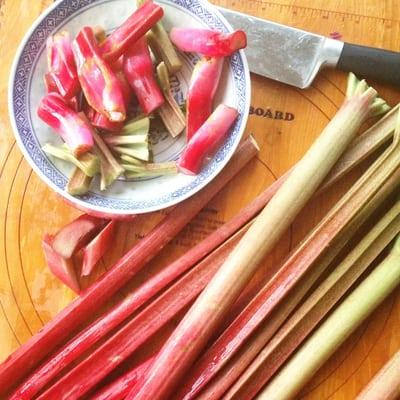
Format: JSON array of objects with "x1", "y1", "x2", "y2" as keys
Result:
[{"x1": 1, "y1": 0, "x2": 400, "y2": 399}]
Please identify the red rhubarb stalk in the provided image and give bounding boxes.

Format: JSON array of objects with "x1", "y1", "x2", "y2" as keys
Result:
[
  {"x1": 123, "y1": 36, "x2": 164, "y2": 114},
  {"x1": 170, "y1": 28, "x2": 247, "y2": 57},
  {"x1": 100, "y1": 0, "x2": 163, "y2": 63},
  {"x1": 46, "y1": 31, "x2": 80, "y2": 99},
  {"x1": 186, "y1": 57, "x2": 224, "y2": 140},
  {"x1": 37, "y1": 93, "x2": 94, "y2": 156},
  {"x1": 91, "y1": 355, "x2": 156, "y2": 400},
  {"x1": 42, "y1": 234, "x2": 80, "y2": 293},
  {"x1": 130, "y1": 75, "x2": 382, "y2": 399},
  {"x1": 0, "y1": 136, "x2": 257, "y2": 396},
  {"x1": 37, "y1": 227, "x2": 246, "y2": 400},
  {"x1": 51, "y1": 214, "x2": 106, "y2": 259},
  {"x1": 81, "y1": 220, "x2": 116, "y2": 276},
  {"x1": 85, "y1": 104, "x2": 124, "y2": 132},
  {"x1": 72, "y1": 27, "x2": 126, "y2": 122},
  {"x1": 178, "y1": 104, "x2": 238, "y2": 175}
]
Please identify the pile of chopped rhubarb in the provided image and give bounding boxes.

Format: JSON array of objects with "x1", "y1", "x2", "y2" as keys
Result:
[{"x1": 38, "y1": 0, "x2": 247, "y2": 196}]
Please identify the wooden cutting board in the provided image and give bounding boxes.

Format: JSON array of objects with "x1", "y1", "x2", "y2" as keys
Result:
[{"x1": 0, "y1": 0, "x2": 399, "y2": 398}]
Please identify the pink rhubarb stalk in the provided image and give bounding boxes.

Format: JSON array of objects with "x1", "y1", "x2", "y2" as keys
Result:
[
  {"x1": 100, "y1": 0, "x2": 164, "y2": 63},
  {"x1": 123, "y1": 36, "x2": 164, "y2": 114},
  {"x1": 170, "y1": 28, "x2": 247, "y2": 57},
  {"x1": 85, "y1": 104, "x2": 124, "y2": 132},
  {"x1": 91, "y1": 355, "x2": 156, "y2": 400},
  {"x1": 0, "y1": 137, "x2": 257, "y2": 396},
  {"x1": 72, "y1": 27, "x2": 126, "y2": 122},
  {"x1": 179, "y1": 104, "x2": 238, "y2": 175},
  {"x1": 37, "y1": 92, "x2": 94, "y2": 156},
  {"x1": 51, "y1": 214, "x2": 106, "y2": 259},
  {"x1": 81, "y1": 220, "x2": 116, "y2": 276},
  {"x1": 37, "y1": 228, "x2": 246, "y2": 400},
  {"x1": 46, "y1": 31, "x2": 80, "y2": 99},
  {"x1": 186, "y1": 57, "x2": 224, "y2": 140},
  {"x1": 42, "y1": 234, "x2": 80, "y2": 293}
]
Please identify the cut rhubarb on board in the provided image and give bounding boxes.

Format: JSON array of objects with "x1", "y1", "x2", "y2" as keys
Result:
[
  {"x1": 186, "y1": 57, "x2": 224, "y2": 140},
  {"x1": 0, "y1": 137, "x2": 258, "y2": 396},
  {"x1": 42, "y1": 234, "x2": 80, "y2": 293},
  {"x1": 178, "y1": 104, "x2": 238, "y2": 174},
  {"x1": 46, "y1": 31, "x2": 80, "y2": 99},
  {"x1": 170, "y1": 28, "x2": 247, "y2": 57},
  {"x1": 37, "y1": 93, "x2": 94, "y2": 156},
  {"x1": 73, "y1": 27, "x2": 126, "y2": 122},
  {"x1": 82, "y1": 220, "x2": 116, "y2": 276},
  {"x1": 52, "y1": 214, "x2": 106, "y2": 259},
  {"x1": 123, "y1": 36, "x2": 164, "y2": 114},
  {"x1": 131, "y1": 74, "x2": 387, "y2": 400},
  {"x1": 100, "y1": 0, "x2": 163, "y2": 62}
]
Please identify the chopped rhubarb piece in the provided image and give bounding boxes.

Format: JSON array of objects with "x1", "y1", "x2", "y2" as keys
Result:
[
  {"x1": 115, "y1": 69, "x2": 133, "y2": 108},
  {"x1": 186, "y1": 57, "x2": 224, "y2": 140},
  {"x1": 46, "y1": 31, "x2": 80, "y2": 99},
  {"x1": 178, "y1": 104, "x2": 238, "y2": 174},
  {"x1": 82, "y1": 220, "x2": 116, "y2": 276},
  {"x1": 66, "y1": 167, "x2": 93, "y2": 196},
  {"x1": 52, "y1": 214, "x2": 107, "y2": 259},
  {"x1": 100, "y1": 0, "x2": 164, "y2": 63},
  {"x1": 123, "y1": 36, "x2": 164, "y2": 114},
  {"x1": 42, "y1": 234, "x2": 80, "y2": 293},
  {"x1": 37, "y1": 93, "x2": 94, "y2": 156},
  {"x1": 170, "y1": 28, "x2": 247, "y2": 57},
  {"x1": 72, "y1": 27, "x2": 126, "y2": 122}
]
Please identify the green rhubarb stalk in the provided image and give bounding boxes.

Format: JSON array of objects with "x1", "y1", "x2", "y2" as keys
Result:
[
  {"x1": 120, "y1": 154, "x2": 146, "y2": 166},
  {"x1": 103, "y1": 134, "x2": 148, "y2": 146},
  {"x1": 43, "y1": 143, "x2": 100, "y2": 177},
  {"x1": 111, "y1": 144, "x2": 150, "y2": 162},
  {"x1": 258, "y1": 234, "x2": 400, "y2": 400},
  {"x1": 121, "y1": 117, "x2": 150, "y2": 136},
  {"x1": 123, "y1": 161, "x2": 178, "y2": 178},
  {"x1": 66, "y1": 167, "x2": 93, "y2": 196},
  {"x1": 157, "y1": 62, "x2": 186, "y2": 137},
  {"x1": 131, "y1": 74, "x2": 388, "y2": 399},
  {"x1": 92, "y1": 131, "x2": 124, "y2": 190}
]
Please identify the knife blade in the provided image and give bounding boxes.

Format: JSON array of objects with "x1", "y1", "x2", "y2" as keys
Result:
[{"x1": 218, "y1": 7, "x2": 400, "y2": 88}]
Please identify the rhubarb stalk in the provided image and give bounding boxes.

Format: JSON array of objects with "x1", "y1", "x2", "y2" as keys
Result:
[
  {"x1": 0, "y1": 136, "x2": 258, "y2": 396},
  {"x1": 258, "y1": 234, "x2": 400, "y2": 400},
  {"x1": 38, "y1": 93, "x2": 94, "y2": 156},
  {"x1": 66, "y1": 167, "x2": 93, "y2": 196},
  {"x1": 179, "y1": 104, "x2": 238, "y2": 174},
  {"x1": 91, "y1": 355, "x2": 157, "y2": 400},
  {"x1": 123, "y1": 36, "x2": 164, "y2": 114},
  {"x1": 100, "y1": 0, "x2": 163, "y2": 62},
  {"x1": 170, "y1": 28, "x2": 247, "y2": 57},
  {"x1": 186, "y1": 57, "x2": 224, "y2": 140},
  {"x1": 223, "y1": 197, "x2": 400, "y2": 400},
  {"x1": 156, "y1": 62, "x2": 186, "y2": 137},
  {"x1": 73, "y1": 27, "x2": 126, "y2": 122},
  {"x1": 355, "y1": 350, "x2": 400, "y2": 400},
  {"x1": 131, "y1": 74, "x2": 386, "y2": 399},
  {"x1": 46, "y1": 31, "x2": 80, "y2": 99}
]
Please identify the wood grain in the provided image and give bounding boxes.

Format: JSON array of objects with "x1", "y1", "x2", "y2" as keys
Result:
[{"x1": 0, "y1": 1, "x2": 399, "y2": 399}]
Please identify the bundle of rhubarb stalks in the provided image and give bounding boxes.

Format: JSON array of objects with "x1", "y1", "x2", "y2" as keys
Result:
[
  {"x1": 3, "y1": 75, "x2": 400, "y2": 399},
  {"x1": 39, "y1": 0, "x2": 247, "y2": 196}
]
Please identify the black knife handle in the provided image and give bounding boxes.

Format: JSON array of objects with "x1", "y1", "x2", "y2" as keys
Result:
[{"x1": 337, "y1": 42, "x2": 400, "y2": 86}]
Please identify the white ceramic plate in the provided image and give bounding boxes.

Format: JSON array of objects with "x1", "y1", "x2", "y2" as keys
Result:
[{"x1": 9, "y1": 0, "x2": 250, "y2": 216}]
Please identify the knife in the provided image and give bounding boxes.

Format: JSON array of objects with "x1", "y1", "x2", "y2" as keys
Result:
[{"x1": 218, "y1": 7, "x2": 400, "y2": 88}]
